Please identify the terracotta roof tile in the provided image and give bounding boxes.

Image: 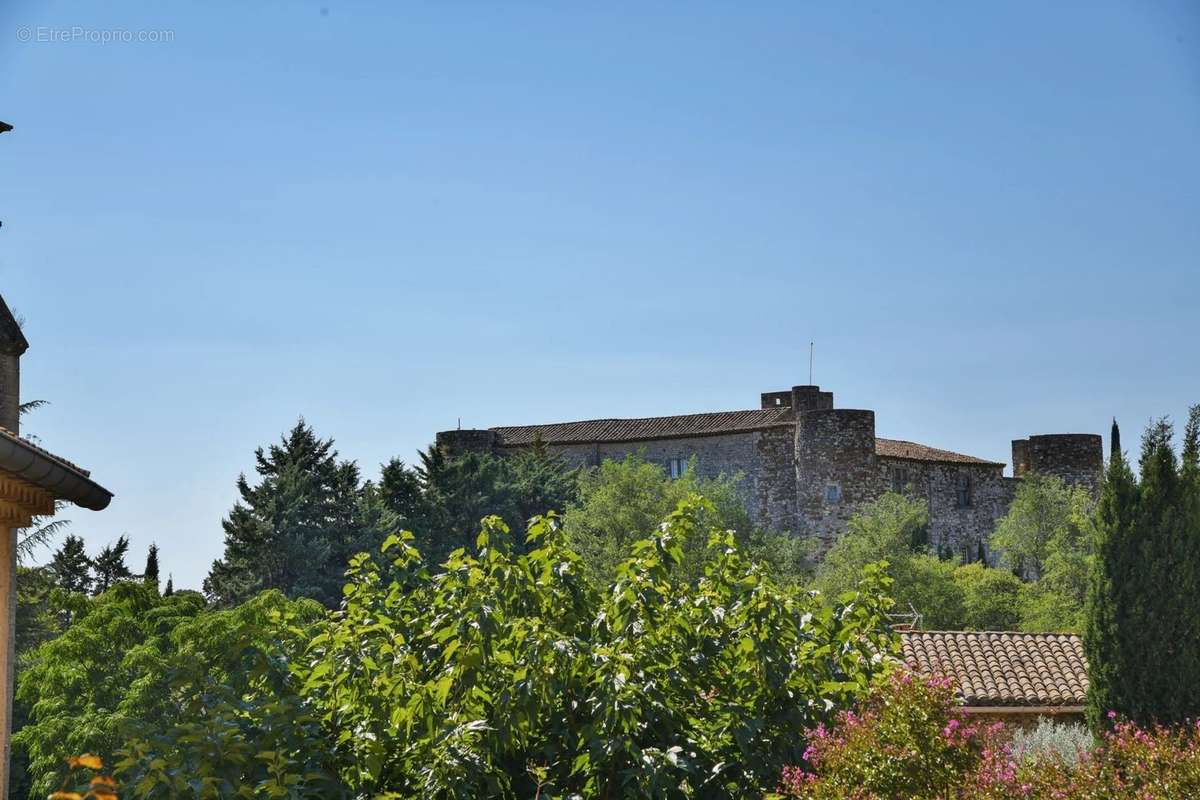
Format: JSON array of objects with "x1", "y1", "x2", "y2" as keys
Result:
[
  {"x1": 901, "y1": 631, "x2": 1088, "y2": 707},
  {"x1": 491, "y1": 410, "x2": 999, "y2": 466},
  {"x1": 876, "y1": 438, "x2": 1004, "y2": 467},
  {"x1": 491, "y1": 408, "x2": 795, "y2": 446},
  {"x1": 0, "y1": 426, "x2": 92, "y2": 478}
]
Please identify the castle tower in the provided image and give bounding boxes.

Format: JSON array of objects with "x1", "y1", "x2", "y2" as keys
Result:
[
  {"x1": 434, "y1": 428, "x2": 498, "y2": 459},
  {"x1": 795, "y1": 405, "x2": 879, "y2": 546},
  {"x1": 1011, "y1": 433, "x2": 1104, "y2": 493}
]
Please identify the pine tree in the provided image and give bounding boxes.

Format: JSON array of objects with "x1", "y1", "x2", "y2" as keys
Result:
[
  {"x1": 48, "y1": 534, "x2": 92, "y2": 595},
  {"x1": 203, "y1": 419, "x2": 385, "y2": 607},
  {"x1": 378, "y1": 458, "x2": 426, "y2": 522},
  {"x1": 143, "y1": 543, "x2": 160, "y2": 590},
  {"x1": 92, "y1": 535, "x2": 133, "y2": 595}
]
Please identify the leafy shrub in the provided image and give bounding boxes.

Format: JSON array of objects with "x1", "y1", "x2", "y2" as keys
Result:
[
  {"x1": 14, "y1": 583, "x2": 208, "y2": 798},
  {"x1": 113, "y1": 591, "x2": 339, "y2": 798},
  {"x1": 302, "y1": 495, "x2": 897, "y2": 799},
  {"x1": 563, "y1": 454, "x2": 812, "y2": 586},
  {"x1": 15, "y1": 584, "x2": 332, "y2": 799},
  {"x1": 1008, "y1": 718, "x2": 1092, "y2": 766}
]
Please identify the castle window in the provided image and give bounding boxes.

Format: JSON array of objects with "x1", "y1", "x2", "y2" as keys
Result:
[
  {"x1": 668, "y1": 457, "x2": 688, "y2": 479},
  {"x1": 956, "y1": 473, "x2": 972, "y2": 508},
  {"x1": 825, "y1": 483, "x2": 841, "y2": 504},
  {"x1": 892, "y1": 467, "x2": 910, "y2": 492}
]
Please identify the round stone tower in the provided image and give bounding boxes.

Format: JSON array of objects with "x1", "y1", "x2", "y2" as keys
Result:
[
  {"x1": 1010, "y1": 433, "x2": 1104, "y2": 493},
  {"x1": 435, "y1": 429, "x2": 497, "y2": 459}
]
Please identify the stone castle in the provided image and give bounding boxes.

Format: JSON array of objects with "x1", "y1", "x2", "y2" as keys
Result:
[{"x1": 436, "y1": 385, "x2": 1103, "y2": 559}]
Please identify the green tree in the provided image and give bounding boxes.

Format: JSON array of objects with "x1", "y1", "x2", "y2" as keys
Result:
[
  {"x1": 163, "y1": 575, "x2": 174, "y2": 596},
  {"x1": 302, "y1": 498, "x2": 896, "y2": 798},
  {"x1": 92, "y1": 535, "x2": 132, "y2": 594},
  {"x1": 13, "y1": 583, "x2": 208, "y2": 797},
  {"x1": 143, "y1": 542, "x2": 160, "y2": 589},
  {"x1": 115, "y1": 592, "x2": 338, "y2": 799},
  {"x1": 507, "y1": 434, "x2": 580, "y2": 527},
  {"x1": 562, "y1": 454, "x2": 808, "y2": 585},
  {"x1": 412, "y1": 445, "x2": 521, "y2": 561},
  {"x1": 203, "y1": 419, "x2": 388, "y2": 607},
  {"x1": 1085, "y1": 411, "x2": 1200, "y2": 728},
  {"x1": 953, "y1": 562, "x2": 1026, "y2": 630},
  {"x1": 901, "y1": 555, "x2": 966, "y2": 629},
  {"x1": 49, "y1": 533, "x2": 92, "y2": 595},
  {"x1": 376, "y1": 457, "x2": 427, "y2": 522},
  {"x1": 992, "y1": 473, "x2": 1090, "y2": 580}
]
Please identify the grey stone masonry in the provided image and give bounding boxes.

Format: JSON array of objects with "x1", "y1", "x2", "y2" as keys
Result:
[{"x1": 435, "y1": 385, "x2": 1103, "y2": 559}]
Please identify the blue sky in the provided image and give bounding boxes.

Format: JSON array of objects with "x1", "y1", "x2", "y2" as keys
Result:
[{"x1": 1, "y1": 1, "x2": 1197, "y2": 590}]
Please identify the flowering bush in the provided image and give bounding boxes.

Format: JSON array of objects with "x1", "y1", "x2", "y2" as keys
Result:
[
  {"x1": 777, "y1": 675, "x2": 1200, "y2": 800},
  {"x1": 778, "y1": 670, "x2": 1005, "y2": 799}
]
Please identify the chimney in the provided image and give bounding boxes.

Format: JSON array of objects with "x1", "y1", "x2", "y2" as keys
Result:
[{"x1": 0, "y1": 295, "x2": 29, "y2": 434}]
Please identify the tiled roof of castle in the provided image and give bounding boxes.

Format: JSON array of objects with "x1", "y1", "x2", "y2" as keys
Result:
[
  {"x1": 491, "y1": 408, "x2": 795, "y2": 445},
  {"x1": 875, "y1": 438, "x2": 1003, "y2": 466},
  {"x1": 491, "y1": 410, "x2": 1001, "y2": 466},
  {"x1": 901, "y1": 631, "x2": 1088, "y2": 707}
]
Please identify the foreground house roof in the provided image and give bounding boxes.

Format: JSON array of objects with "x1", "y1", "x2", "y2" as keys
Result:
[
  {"x1": 901, "y1": 631, "x2": 1088, "y2": 709},
  {"x1": 490, "y1": 408, "x2": 1001, "y2": 466},
  {"x1": 0, "y1": 426, "x2": 112, "y2": 519}
]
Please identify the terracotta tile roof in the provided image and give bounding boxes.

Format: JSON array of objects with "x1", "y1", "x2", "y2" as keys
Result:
[
  {"x1": 491, "y1": 408, "x2": 795, "y2": 446},
  {"x1": 875, "y1": 438, "x2": 1004, "y2": 467},
  {"x1": 0, "y1": 427, "x2": 92, "y2": 477},
  {"x1": 491, "y1": 410, "x2": 1000, "y2": 467},
  {"x1": 901, "y1": 631, "x2": 1088, "y2": 707}
]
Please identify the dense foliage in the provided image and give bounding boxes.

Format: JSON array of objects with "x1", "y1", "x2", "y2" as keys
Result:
[
  {"x1": 1086, "y1": 407, "x2": 1200, "y2": 728},
  {"x1": 302, "y1": 497, "x2": 896, "y2": 798},
  {"x1": 563, "y1": 454, "x2": 811, "y2": 586},
  {"x1": 14, "y1": 584, "x2": 327, "y2": 799},
  {"x1": 816, "y1": 488, "x2": 1092, "y2": 632}
]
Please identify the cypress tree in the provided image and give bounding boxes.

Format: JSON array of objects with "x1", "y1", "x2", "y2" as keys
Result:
[
  {"x1": 1085, "y1": 438, "x2": 1138, "y2": 728},
  {"x1": 143, "y1": 543, "x2": 160, "y2": 590},
  {"x1": 49, "y1": 534, "x2": 92, "y2": 595},
  {"x1": 163, "y1": 575, "x2": 174, "y2": 597},
  {"x1": 1086, "y1": 414, "x2": 1200, "y2": 728},
  {"x1": 1110, "y1": 418, "x2": 1122, "y2": 463}
]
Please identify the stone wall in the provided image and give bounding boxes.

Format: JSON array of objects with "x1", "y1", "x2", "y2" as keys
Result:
[
  {"x1": 879, "y1": 458, "x2": 1015, "y2": 562},
  {"x1": 501, "y1": 427, "x2": 799, "y2": 533}
]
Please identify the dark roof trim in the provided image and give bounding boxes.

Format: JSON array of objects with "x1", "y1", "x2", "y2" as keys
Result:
[{"x1": 0, "y1": 427, "x2": 112, "y2": 511}]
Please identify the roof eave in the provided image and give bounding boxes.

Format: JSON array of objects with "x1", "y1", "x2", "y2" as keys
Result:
[{"x1": 0, "y1": 434, "x2": 112, "y2": 511}]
